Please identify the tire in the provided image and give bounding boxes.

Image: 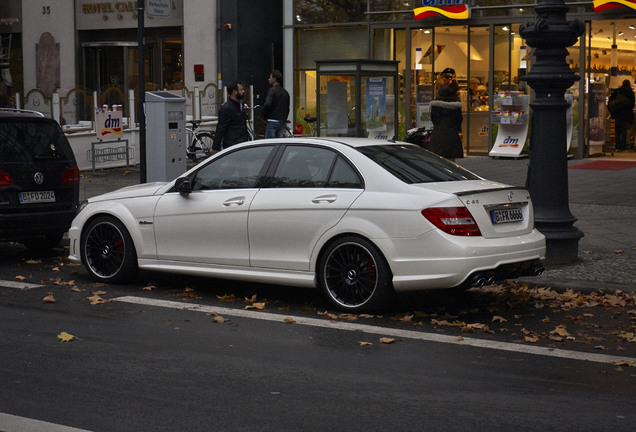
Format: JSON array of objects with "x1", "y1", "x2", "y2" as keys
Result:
[
  {"x1": 81, "y1": 216, "x2": 138, "y2": 283},
  {"x1": 188, "y1": 132, "x2": 215, "y2": 160},
  {"x1": 318, "y1": 236, "x2": 393, "y2": 312},
  {"x1": 22, "y1": 232, "x2": 65, "y2": 252}
]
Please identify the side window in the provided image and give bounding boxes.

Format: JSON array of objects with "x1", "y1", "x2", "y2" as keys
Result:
[
  {"x1": 271, "y1": 146, "x2": 337, "y2": 188},
  {"x1": 191, "y1": 145, "x2": 273, "y2": 190},
  {"x1": 326, "y1": 157, "x2": 363, "y2": 188}
]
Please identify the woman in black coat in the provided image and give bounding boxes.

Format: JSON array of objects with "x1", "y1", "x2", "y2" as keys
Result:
[{"x1": 428, "y1": 85, "x2": 464, "y2": 160}]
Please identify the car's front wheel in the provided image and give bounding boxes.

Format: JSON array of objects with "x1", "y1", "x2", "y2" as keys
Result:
[
  {"x1": 81, "y1": 216, "x2": 138, "y2": 283},
  {"x1": 318, "y1": 236, "x2": 393, "y2": 312}
]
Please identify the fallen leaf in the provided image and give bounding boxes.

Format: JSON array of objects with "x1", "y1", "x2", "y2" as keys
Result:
[
  {"x1": 614, "y1": 361, "x2": 634, "y2": 367},
  {"x1": 92, "y1": 290, "x2": 107, "y2": 296},
  {"x1": 86, "y1": 294, "x2": 109, "y2": 305},
  {"x1": 359, "y1": 341, "x2": 372, "y2": 346},
  {"x1": 614, "y1": 250, "x2": 624, "y2": 254},
  {"x1": 143, "y1": 285, "x2": 156, "y2": 291},
  {"x1": 212, "y1": 315, "x2": 229, "y2": 323},
  {"x1": 456, "y1": 335, "x2": 465, "y2": 341},
  {"x1": 25, "y1": 259, "x2": 41, "y2": 264},
  {"x1": 541, "y1": 316, "x2": 551, "y2": 324},
  {"x1": 57, "y1": 332, "x2": 75, "y2": 342},
  {"x1": 71, "y1": 287, "x2": 82, "y2": 292},
  {"x1": 245, "y1": 294, "x2": 258, "y2": 303},
  {"x1": 380, "y1": 337, "x2": 396, "y2": 344},
  {"x1": 492, "y1": 315, "x2": 507, "y2": 323},
  {"x1": 42, "y1": 293, "x2": 56, "y2": 303},
  {"x1": 284, "y1": 317, "x2": 296, "y2": 324},
  {"x1": 525, "y1": 335, "x2": 539, "y2": 343},
  {"x1": 15, "y1": 275, "x2": 26, "y2": 280},
  {"x1": 217, "y1": 293, "x2": 235, "y2": 301},
  {"x1": 245, "y1": 302, "x2": 266, "y2": 310}
]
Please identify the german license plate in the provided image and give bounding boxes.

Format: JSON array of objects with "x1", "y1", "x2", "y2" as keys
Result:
[
  {"x1": 19, "y1": 191, "x2": 56, "y2": 204},
  {"x1": 491, "y1": 208, "x2": 523, "y2": 224}
]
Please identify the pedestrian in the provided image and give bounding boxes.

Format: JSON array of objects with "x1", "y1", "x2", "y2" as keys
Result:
[
  {"x1": 211, "y1": 81, "x2": 250, "y2": 154},
  {"x1": 261, "y1": 70, "x2": 290, "y2": 138},
  {"x1": 428, "y1": 84, "x2": 464, "y2": 161},
  {"x1": 607, "y1": 79, "x2": 635, "y2": 152},
  {"x1": 435, "y1": 67, "x2": 459, "y2": 98},
  {"x1": 0, "y1": 76, "x2": 10, "y2": 108}
]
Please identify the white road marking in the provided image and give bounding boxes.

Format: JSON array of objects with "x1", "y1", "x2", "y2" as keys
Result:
[
  {"x1": 0, "y1": 412, "x2": 93, "y2": 432},
  {"x1": 114, "y1": 296, "x2": 636, "y2": 366},
  {"x1": 0, "y1": 280, "x2": 45, "y2": 290}
]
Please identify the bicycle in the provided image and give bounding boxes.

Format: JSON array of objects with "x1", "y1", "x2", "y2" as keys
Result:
[
  {"x1": 250, "y1": 104, "x2": 294, "y2": 138},
  {"x1": 303, "y1": 115, "x2": 317, "y2": 137},
  {"x1": 186, "y1": 120, "x2": 215, "y2": 161}
]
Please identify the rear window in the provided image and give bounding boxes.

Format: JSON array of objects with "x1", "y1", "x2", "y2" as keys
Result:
[
  {"x1": 357, "y1": 144, "x2": 480, "y2": 183},
  {"x1": 0, "y1": 119, "x2": 75, "y2": 163}
]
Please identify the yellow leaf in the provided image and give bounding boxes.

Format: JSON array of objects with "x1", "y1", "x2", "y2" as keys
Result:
[
  {"x1": 25, "y1": 259, "x2": 41, "y2": 264},
  {"x1": 245, "y1": 302, "x2": 266, "y2": 310},
  {"x1": 42, "y1": 293, "x2": 56, "y2": 303},
  {"x1": 57, "y1": 332, "x2": 75, "y2": 342},
  {"x1": 457, "y1": 335, "x2": 465, "y2": 341},
  {"x1": 551, "y1": 325, "x2": 571, "y2": 337},
  {"x1": 525, "y1": 335, "x2": 539, "y2": 343},
  {"x1": 491, "y1": 315, "x2": 507, "y2": 323},
  {"x1": 284, "y1": 317, "x2": 296, "y2": 324},
  {"x1": 358, "y1": 341, "x2": 372, "y2": 346},
  {"x1": 614, "y1": 361, "x2": 634, "y2": 367},
  {"x1": 380, "y1": 337, "x2": 396, "y2": 344},
  {"x1": 92, "y1": 290, "x2": 107, "y2": 296},
  {"x1": 212, "y1": 315, "x2": 229, "y2": 323},
  {"x1": 71, "y1": 287, "x2": 81, "y2": 292},
  {"x1": 245, "y1": 294, "x2": 258, "y2": 303},
  {"x1": 86, "y1": 294, "x2": 108, "y2": 305},
  {"x1": 217, "y1": 293, "x2": 236, "y2": 301},
  {"x1": 51, "y1": 267, "x2": 60, "y2": 272},
  {"x1": 15, "y1": 275, "x2": 26, "y2": 280}
]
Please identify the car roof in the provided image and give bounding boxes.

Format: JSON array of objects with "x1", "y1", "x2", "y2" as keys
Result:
[
  {"x1": 252, "y1": 137, "x2": 406, "y2": 149},
  {"x1": 0, "y1": 108, "x2": 47, "y2": 120}
]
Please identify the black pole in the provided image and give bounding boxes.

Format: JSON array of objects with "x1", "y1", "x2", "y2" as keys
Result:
[
  {"x1": 137, "y1": 1, "x2": 147, "y2": 183},
  {"x1": 520, "y1": 0, "x2": 584, "y2": 265}
]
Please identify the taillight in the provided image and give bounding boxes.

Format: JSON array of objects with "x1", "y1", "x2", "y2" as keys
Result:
[
  {"x1": 422, "y1": 206, "x2": 482, "y2": 236},
  {"x1": 0, "y1": 171, "x2": 12, "y2": 186},
  {"x1": 62, "y1": 167, "x2": 80, "y2": 184}
]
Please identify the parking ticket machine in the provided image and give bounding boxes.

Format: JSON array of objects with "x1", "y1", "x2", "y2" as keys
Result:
[{"x1": 145, "y1": 91, "x2": 187, "y2": 182}]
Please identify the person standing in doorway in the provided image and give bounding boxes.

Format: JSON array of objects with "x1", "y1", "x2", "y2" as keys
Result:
[
  {"x1": 428, "y1": 84, "x2": 464, "y2": 161},
  {"x1": 211, "y1": 81, "x2": 250, "y2": 154},
  {"x1": 608, "y1": 79, "x2": 635, "y2": 152},
  {"x1": 261, "y1": 70, "x2": 290, "y2": 138}
]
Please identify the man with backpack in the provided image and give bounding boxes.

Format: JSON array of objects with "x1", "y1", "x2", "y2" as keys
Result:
[{"x1": 607, "y1": 79, "x2": 635, "y2": 152}]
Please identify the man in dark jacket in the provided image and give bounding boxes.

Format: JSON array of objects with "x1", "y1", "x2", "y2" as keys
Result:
[
  {"x1": 211, "y1": 81, "x2": 250, "y2": 153},
  {"x1": 608, "y1": 79, "x2": 635, "y2": 152},
  {"x1": 261, "y1": 70, "x2": 290, "y2": 138}
]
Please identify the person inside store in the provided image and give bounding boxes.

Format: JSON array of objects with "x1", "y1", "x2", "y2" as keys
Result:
[
  {"x1": 261, "y1": 69, "x2": 290, "y2": 138},
  {"x1": 428, "y1": 84, "x2": 464, "y2": 161},
  {"x1": 607, "y1": 79, "x2": 635, "y2": 152},
  {"x1": 469, "y1": 77, "x2": 487, "y2": 110},
  {"x1": 435, "y1": 67, "x2": 459, "y2": 97},
  {"x1": 211, "y1": 80, "x2": 250, "y2": 154}
]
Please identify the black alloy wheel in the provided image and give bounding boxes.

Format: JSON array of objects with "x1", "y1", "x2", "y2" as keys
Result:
[
  {"x1": 81, "y1": 216, "x2": 138, "y2": 283},
  {"x1": 319, "y1": 236, "x2": 393, "y2": 312}
]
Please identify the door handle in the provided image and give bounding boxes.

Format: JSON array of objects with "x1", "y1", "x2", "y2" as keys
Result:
[
  {"x1": 312, "y1": 194, "x2": 337, "y2": 204},
  {"x1": 223, "y1": 197, "x2": 246, "y2": 206}
]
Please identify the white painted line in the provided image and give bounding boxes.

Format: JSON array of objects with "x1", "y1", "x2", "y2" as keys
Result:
[
  {"x1": 114, "y1": 296, "x2": 636, "y2": 366},
  {"x1": 0, "y1": 280, "x2": 45, "y2": 290},
  {"x1": 0, "y1": 412, "x2": 93, "y2": 432}
]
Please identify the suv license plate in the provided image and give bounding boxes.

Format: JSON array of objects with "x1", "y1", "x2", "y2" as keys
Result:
[
  {"x1": 491, "y1": 208, "x2": 523, "y2": 224},
  {"x1": 19, "y1": 191, "x2": 56, "y2": 204}
]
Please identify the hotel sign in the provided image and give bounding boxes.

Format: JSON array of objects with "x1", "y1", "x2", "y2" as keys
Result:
[
  {"x1": 413, "y1": 0, "x2": 470, "y2": 20},
  {"x1": 593, "y1": 0, "x2": 636, "y2": 12}
]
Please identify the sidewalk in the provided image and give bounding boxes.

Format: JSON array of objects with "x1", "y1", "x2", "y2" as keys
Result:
[{"x1": 79, "y1": 151, "x2": 636, "y2": 293}]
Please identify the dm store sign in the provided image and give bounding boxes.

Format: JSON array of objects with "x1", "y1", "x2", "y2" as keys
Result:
[
  {"x1": 96, "y1": 111, "x2": 123, "y2": 139},
  {"x1": 413, "y1": 0, "x2": 470, "y2": 20}
]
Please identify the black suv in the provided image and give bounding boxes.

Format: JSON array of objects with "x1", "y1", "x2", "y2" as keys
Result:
[{"x1": 0, "y1": 108, "x2": 79, "y2": 250}]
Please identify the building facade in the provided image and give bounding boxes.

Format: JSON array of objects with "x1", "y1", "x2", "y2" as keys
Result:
[{"x1": 287, "y1": 0, "x2": 636, "y2": 157}]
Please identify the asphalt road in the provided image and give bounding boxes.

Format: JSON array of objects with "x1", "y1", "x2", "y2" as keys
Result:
[{"x1": 1, "y1": 242, "x2": 635, "y2": 431}]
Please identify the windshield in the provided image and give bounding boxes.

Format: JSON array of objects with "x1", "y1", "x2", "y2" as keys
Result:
[{"x1": 357, "y1": 144, "x2": 481, "y2": 184}]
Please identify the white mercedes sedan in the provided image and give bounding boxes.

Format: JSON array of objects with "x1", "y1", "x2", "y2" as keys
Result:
[{"x1": 68, "y1": 138, "x2": 545, "y2": 312}]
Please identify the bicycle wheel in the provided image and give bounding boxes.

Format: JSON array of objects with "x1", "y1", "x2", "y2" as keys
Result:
[{"x1": 192, "y1": 132, "x2": 215, "y2": 159}]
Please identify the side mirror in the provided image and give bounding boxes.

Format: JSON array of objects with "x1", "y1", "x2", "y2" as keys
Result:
[{"x1": 174, "y1": 177, "x2": 193, "y2": 195}]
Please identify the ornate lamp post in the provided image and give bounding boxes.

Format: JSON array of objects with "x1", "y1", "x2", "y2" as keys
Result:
[{"x1": 520, "y1": 0, "x2": 585, "y2": 265}]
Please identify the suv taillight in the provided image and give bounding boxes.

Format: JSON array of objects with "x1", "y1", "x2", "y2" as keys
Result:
[
  {"x1": 0, "y1": 171, "x2": 12, "y2": 186},
  {"x1": 422, "y1": 207, "x2": 482, "y2": 237},
  {"x1": 62, "y1": 167, "x2": 80, "y2": 184}
]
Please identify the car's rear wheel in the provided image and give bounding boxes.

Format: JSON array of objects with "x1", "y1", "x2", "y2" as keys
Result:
[
  {"x1": 81, "y1": 216, "x2": 138, "y2": 283},
  {"x1": 318, "y1": 236, "x2": 393, "y2": 312}
]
